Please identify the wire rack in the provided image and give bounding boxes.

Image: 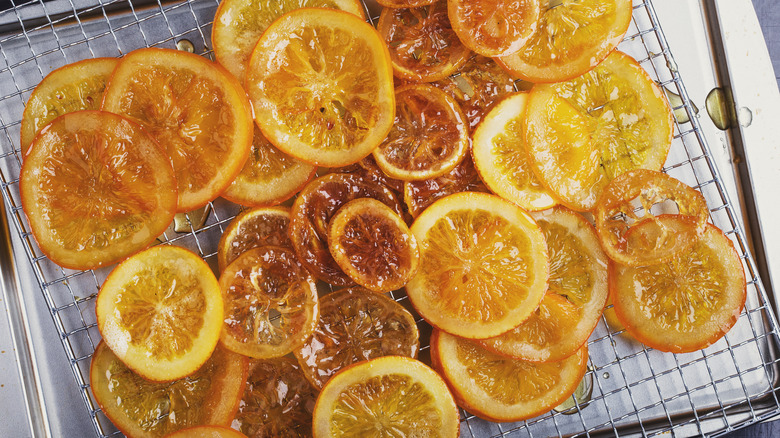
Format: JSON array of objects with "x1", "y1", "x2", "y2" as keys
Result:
[{"x1": 0, "y1": 0, "x2": 779, "y2": 436}]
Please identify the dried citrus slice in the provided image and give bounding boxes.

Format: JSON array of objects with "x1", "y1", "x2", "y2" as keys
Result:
[
  {"x1": 233, "y1": 357, "x2": 318, "y2": 437},
  {"x1": 20, "y1": 110, "x2": 177, "y2": 270},
  {"x1": 374, "y1": 84, "x2": 469, "y2": 181},
  {"x1": 212, "y1": 0, "x2": 365, "y2": 81},
  {"x1": 96, "y1": 246, "x2": 223, "y2": 381},
  {"x1": 611, "y1": 223, "x2": 746, "y2": 353},
  {"x1": 91, "y1": 342, "x2": 248, "y2": 438},
  {"x1": 594, "y1": 169, "x2": 709, "y2": 267},
  {"x1": 247, "y1": 8, "x2": 395, "y2": 167},
  {"x1": 352, "y1": 155, "x2": 406, "y2": 194},
  {"x1": 165, "y1": 426, "x2": 247, "y2": 438},
  {"x1": 21, "y1": 57, "x2": 117, "y2": 155},
  {"x1": 217, "y1": 207, "x2": 292, "y2": 272},
  {"x1": 406, "y1": 192, "x2": 548, "y2": 339},
  {"x1": 219, "y1": 246, "x2": 319, "y2": 359},
  {"x1": 431, "y1": 329, "x2": 588, "y2": 422},
  {"x1": 448, "y1": 0, "x2": 541, "y2": 57},
  {"x1": 312, "y1": 356, "x2": 459, "y2": 437},
  {"x1": 294, "y1": 287, "x2": 419, "y2": 389},
  {"x1": 498, "y1": 0, "x2": 633, "y2": 83},
  {"x1": 472, "y1": 92, "x2": 556, "y2": 211},
  {"x1": 481, "y1": 207, "x2": 609, "y2": 362},
  {"x1": 377, "y1": 0, "x2": 471, "y2": 82},
  {"x1": 404, "y1": 155, "x2": 487, "y2": 217},
  {"x1": 524, "y1": 51, "x2": 674, "y2": 211}
]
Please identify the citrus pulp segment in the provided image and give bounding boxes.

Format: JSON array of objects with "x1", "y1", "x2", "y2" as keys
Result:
[
  {"x1": 406, "y1": 192, "x2": 548, "y2": 339},
  {"x1": 246, "y1": 8, "x2": 395, "y2": 167},
  {"x1": 164, "y1": 426, "x2": 248, "y2": 438},
  {"x1": 404, "y1": 155, "x2": 487, "y2": 217},
  {"x1": 217, "y1": 206, "x2": 293, "y2": 272},
  {"x1": 448, "y1": 0, "x2": 541, "y2": 57}
]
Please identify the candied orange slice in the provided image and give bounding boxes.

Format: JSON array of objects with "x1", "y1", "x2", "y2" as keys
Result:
[
  {"x1": 20, "y1": 110, "x2": 176, "y2": 271},
  {"x1": 611, "y1": 223, "x2": 746, "y2": 353},
  {"x1": 431, "y1": 329, "x2": 588, "y2": 422},
  {"x1": 404, "y1": 155, "x2": 487, "y2": 217},
  {"x1": 448, "y1": 0, "x2": 541, "y2": 57},
  {"x1": 295, "y1": 286, "x2": 419, "y2": 389},
  {"x1": 96, "y1": 246, "x2": 223, "y2": 381},
  {"x1": 406, "y1": 192, "x2": 548, "y2": 339},
  {"x1": 312, "y1": 356, "x2": 459, "y2": 437},
  {"x1": 378, "y1": 0, "x2": 436, "y2": 7},
  {"x1": 217, "y1": 207, "x2": 293, "y2": 272},
  {"x1": 102, "y1": 48, "x2": 253, "y2": 212},
  {"x1": 377, "y1": 0, "x2": 471, "y2": 82},
  {"x1": 472, "y1": 92, "x2": 556, "y2": 211},
  {"x1": 91, "y1": 342, "x2": 248, "y2": 438},
  {"x1": 21, "y1": 57, "x2": 117, "y2": 155},
  {"x1": 524, "y1": 51, "x2": 674, "y2": 211},
  {"x1": 374, "y1": 84, "x2": 469, "y2": 181},
  {"x1": 247, "y1": 8, "x2": 395, "y2": 167},
  {"x1": 165, "y1": 426, "x2": 247, "y2": 438},
  {"x1": 498, "y1": 0, "x2": 632, "y2": 83}
]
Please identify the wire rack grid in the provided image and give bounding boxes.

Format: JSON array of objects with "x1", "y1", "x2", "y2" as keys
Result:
[{"x1": 0, "y1": 0, "x2": 779, "y2": 436}]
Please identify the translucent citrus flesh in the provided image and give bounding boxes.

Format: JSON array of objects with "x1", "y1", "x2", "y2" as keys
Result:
[
  {"x1": 212, "y1": 0, "x2": 365, "y2": 81},
  {"x1": 21, "y1": 111, "x2": 177, "y2": 270},
  {"x1": 448, "y1": 0, "x2": 540, "y2": 57},
  {"x1": 217, "y1": 207, "x2": 292, "y2": 272},
  {"x1": 165, "y1": 426, "x2": 248, "y2": 438},
  {"x1": 21, "y1": 58, "x2": 117, "y2": 155},
  {"x1": 404, "y1": 155, "x2": 487, "y2": 217}
]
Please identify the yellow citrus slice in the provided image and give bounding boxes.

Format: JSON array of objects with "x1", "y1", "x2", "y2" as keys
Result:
[
  {"x1": 312, "y1": 356, "x2": 460, "y2": 437},
  {"x1": 247, "y1": 8, "x2": 395, "y2": 167},
  {"x1": 165, "y1": 426, "x2": 247, "y2": 438},
  {"x1": 472, "y1": 92, "x2": 556, "y2": 211},
  {"x1": 406, "y1": 191, "x2": 548, "y2": 339},
  {"x1": 217, "y1": 206, "x2": 293, "y2": 272},
  {"x1": 448, "y1": 0, "x2": 541, "y2": 57},
  {"x1": 96, "y1": 247, "x2": 223, "y2": 382},
  {"x1": 404, "y1": 155, "x2": 488, "y2": 217}
]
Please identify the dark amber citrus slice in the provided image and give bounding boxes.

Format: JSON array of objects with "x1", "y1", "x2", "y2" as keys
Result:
[
  {"x1": 217, "y1": 206, "x2": 293, "y2": 272},
  {"x1": 404, "y1": 155, "x2": 487, "y2": 217}
]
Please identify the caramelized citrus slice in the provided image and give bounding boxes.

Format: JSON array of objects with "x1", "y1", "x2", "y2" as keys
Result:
[
  {"x1": 498, "y1": 0, "x2": 632, "y2": 83},
  {"x1": 290, "y1": 173, "x2": 404, "y2": 285},
  {"x1": 472, "y1": 92, "x2": 556, "y2": 211},
  {"x1": 481, "y1": 207, "x2": 609, "y2": 362},
  {"x1": 21, "y1": 57, "x2": 117, "y2": 155},
  {"x1": 233, "y1": 357, "x2": 318, "y2": 437},
  {"x1": 448, "y1": 0, "x2": 541, "y2": 57},
  {"x1": 404, "y1": 155, "x2": 487, "y2": 217},
  {"x1": 96, "y1": 246, "x2": 223, "y2": 381},
  {"x1": 20, "y1": 110, "x2": 177, "y2": 270},
  {"x1": 594, "y1": 169, "x2": 709, "y2": 266},
  {"x1": 91, "y1": 342, "x2": 248, "y2": 438},
  {"x1": 219, "y1": 246, "x2": 319, "y2": 358},
  {"x1": 295, "y1": 286, "x2": 419, "y2": 389},
  {"x1": 212, "y1": 0, "x2": 365, "y2": 81},
  {"x1": 406, "y1": 192, "x2": 548, "y2": 339},
  {"x1": 431, "y1": 329, "x2": 588, "y2": 422},
  {"x1": 247, "y1": 9, "x2": 395, "y2": 167},
  {"x1": 377, "y1": 0, "x2": 471, "y2": 82},
  {"x1": 378, "y1": 0, "x2": 436, "y2": 7},
  {"x1": 524, "y1": 51, "x2": 674, "y2": 211},
  {"x1": 374, "y1": 84, "x2": 469, "y2": 181},
  {"x1": 312, "y1": 356, "x2": 459, "y2": 437},
  {"x1": 217, "y1": 207, "x2": 293, "y2": 272},
  {"x1": 102, "y1": 48, "x2": 253, "y2": 212},
  {"x1": 612, "y1": 223, "x2": 746, "y2": 353},
  {"x1": 165, "y1": 426, "x2": 247, "y2": 438},
  {"x1": 353, "y1": 155, "x2": 406, "y2": 194}
]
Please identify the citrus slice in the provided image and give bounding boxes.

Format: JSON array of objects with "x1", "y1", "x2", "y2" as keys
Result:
[
  {"x1": 498, "y1": 0, "x2": 633, "y2": 83},
  {"x1": 481, "y1": 207, "x2": 609, "y2": 362},
  {"x1": 233, "y1": 357, "x2": 318, "y2": 437},
  {"x1": 352, "y1": 155, "x2": 406, "y2": 194},
  {"x1": 20, "y1": 110, "x2": 177, "y2": 271},
  {"x1": 524, "y1": 51, "x2": 674, "y2": 211},
  {"x1": 312, "y1": 356, "x2": 460, "y2": 437},
  {"x1": 594, "y1": 169, "x2": 709, "y2": 266},
  {"x1": 102, "y1": 47, "x2": 253, "y2": 212},
  {"x1": 247, "y1": 8, "x2": 395, "y2": 167},
  {"x1": 448, "y1": 0, "x2": 541, "y2": 57},
  {"x1": 373, "y1": 84, "x2": 469, "y2": 181},
  {"x1": 91, "y1": 342, "x2": 248, "y2": 438},
  {"x1": 165, "y1": 426, "x2": 247, "y2": 438},
  {"x1": 219, "y1": 246, "x2": 319, "y2": 359},
  {"x1": 406, "y1": 192, "x2": 548, "y2": 339},
  {"x1": 96, "y1": 245, "x2": 223, "y2": 381},
  {"x1": 217, "y1": 206, "x2": 293, "y2": 272},
  {"x1": 294, "y1": 287, "x2": 420, "y2": 389},
  {"x1": 221, "y1": 127, "x2": 316, "y2": 207},
  {"x1": 378, "y1": 0, "x2": 436, "y2": 7},
  {"x1": 431, "y1": 329, "x2": 588, "y2": 422},
  {"x1": 21, "y1": 57, "x2": 117, "y2": 156},
  {"x1": 290, "y1": 172, "x2": 404, "y2": 285},
  {"x1": 611, "y1": 223, "x2": 746, "y2": 353},
  {"x1": 472, "y1": 92, "x2": 556, "y2": 211},
  {"x1": 377, "y1": 0, "x2": 471, "y2": 82},
  {"x1": 404, "y1": 155, "x2": 487, "y2": 217},
  {"x1": 212, "y1": 0, "x2": 365, "y2": 81}
]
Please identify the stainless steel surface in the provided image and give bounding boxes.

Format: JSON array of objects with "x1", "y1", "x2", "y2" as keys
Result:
[{"x1": 0, "y1": 0, "x2": 779, "y2": 437}]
